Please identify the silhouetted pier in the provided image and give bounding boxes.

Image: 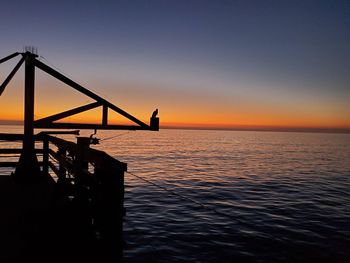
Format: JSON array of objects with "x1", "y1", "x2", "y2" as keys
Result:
[
  {"x1": 0, "y1": 48, "x2": 159, "y2": 262},
  {"x1": 0, "y1": 132, "x2": 126, "y2": 263}
]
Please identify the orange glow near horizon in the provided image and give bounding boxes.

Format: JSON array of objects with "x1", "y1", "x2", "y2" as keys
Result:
[
  {"x1": 2, "y1": 106, "x2": 350, "y2": 131},
  {"x1": 1, "y1": 81, "x2": 349, "y2": 131}
]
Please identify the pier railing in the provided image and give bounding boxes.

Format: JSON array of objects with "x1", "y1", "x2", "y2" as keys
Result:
[{"x1": 0, "y1": 132, "x2": 126, "y2": 243}]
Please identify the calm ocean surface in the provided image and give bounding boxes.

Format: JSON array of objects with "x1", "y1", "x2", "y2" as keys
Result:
[{"x1": 1, "y1": 126, "x2": 350, "y2": 262}]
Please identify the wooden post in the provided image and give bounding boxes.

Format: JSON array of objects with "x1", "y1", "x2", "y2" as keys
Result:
[
  {"x1": 94, "y1": 159, "x2": 126, "y2": 253},
  {"x1": 13, "y1": 52, "x2": 41, "y2": 182},
  {"x1": 150, "y1": 116, "x2": 159, "y2": 131},
  {"x1": 57, "y1": 147, "x2": 67, "y2": 180},
  {"x1": 75, "y1": 137, "x2": 92, "y2": 230},
  {"x1": 42, "y1": 138, "x2": 49, "y2": 175},
  {"x1": 76, "y1": 137, "x2": 90, "y2": 169},
  {"x1": 23, "y1": 52, "x2": 36, "y2": 162},
  {"x1": 102, "y1": 105, "x2": 108, "y2": 126}
]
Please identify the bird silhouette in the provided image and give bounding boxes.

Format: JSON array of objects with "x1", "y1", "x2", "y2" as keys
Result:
[{"x1": 152, "y1": 109, "x2": 158, "y2": 118}]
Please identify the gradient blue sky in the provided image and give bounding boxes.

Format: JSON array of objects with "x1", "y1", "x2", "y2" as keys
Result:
[{"x1": 1, "y1": 0, "x2": 349, "y2": 129}]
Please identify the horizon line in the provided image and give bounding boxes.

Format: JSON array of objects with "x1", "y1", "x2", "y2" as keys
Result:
[{"x1": 0, "y1": 120, "x2": 349, "y2": 134}]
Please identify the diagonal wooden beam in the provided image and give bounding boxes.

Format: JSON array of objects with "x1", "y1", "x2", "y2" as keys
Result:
[
  {"x1": 0, "y1": 55, "x2": 25, "y2": 96},
  {"x1": 0, "y1": 52, "x2": 19, "y2": 64},
  {"x1": 34, "y1": 102, "x2": 102, "y2": 125},
  {"x1": 34, "y1": 59, "x2": 149, "y2": 128}
]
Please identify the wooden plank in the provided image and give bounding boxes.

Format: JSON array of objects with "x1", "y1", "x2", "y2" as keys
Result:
[
  {"x1": 35, "y1": 122, "x2": 151, "y2": 130},
  {"x1": 34, "y1": 102, "x2": 101, "y2": 125},
  {"x1": 48, "y1": 161, "x2": 59, "y2": 176},
  {"x1": 0, "y1": 161, "x2": 43, "y2": 167},
  {"x1": 0, "y1": 133, "x2": 24, "y2": 141},
  {"x1": 0, "y1": 133, "x2": 49, "y2": 141},
  {"x1": 0, "y1": 161, "x2": 18, "y2": 167},
  {"x1": 46, "y1": 136, "x2": 76, "y2": 152},
  {"x1": 0, "y1": 149, "x2": 44, "y2": 154},
  {"x1": 88, "y1": 148, "x2": 127, "y2": 171},
  {"x1": 0, "y1": 149, "x2": 22, "y2": 154}
]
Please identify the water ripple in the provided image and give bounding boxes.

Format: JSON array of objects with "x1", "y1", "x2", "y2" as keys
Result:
[{"x1": 115, "y1": 130, "x2": 350, "y2": 262}]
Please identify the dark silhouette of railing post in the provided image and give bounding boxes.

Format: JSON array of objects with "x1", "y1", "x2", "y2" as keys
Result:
[
  {"x1": 55, "y1": 146, "x2": 69, "y2": 199},
  {"x1": 76, "y1": 137, "x2": 90, "y2": 172},
  {"x1": 94, "y1": 157, "x2": 125, "y2": 258},
  {"x1": 57, "y1": 147, "x2": 67, "y2": 180},
  {"x1": 74, "y1": 137, "x2": 93, "y2": 231},
  {"x1": 42, "y1": 137, "x2": 49, "y2": 175},
  {"x1": 150, "y1": 116, "x2": 159, "y2": 131}
]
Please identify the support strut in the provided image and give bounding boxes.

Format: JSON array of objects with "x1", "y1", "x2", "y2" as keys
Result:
[{"x1": 13, "y1": 52, "x2": 42, "y2": 182}]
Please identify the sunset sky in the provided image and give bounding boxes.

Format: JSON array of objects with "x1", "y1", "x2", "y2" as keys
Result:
[{"x1": 0, "y1": 0, "x2": 349, "y2": 131}]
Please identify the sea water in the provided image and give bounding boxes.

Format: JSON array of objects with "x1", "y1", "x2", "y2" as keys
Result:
[{"x1": 1, "y1": 126, "x2": 350, "y2": 262}]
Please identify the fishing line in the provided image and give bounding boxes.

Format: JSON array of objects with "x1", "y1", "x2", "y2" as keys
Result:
[
  {"x1": 100, "y1": 131, "x2": 134, "y2": 142},
  {"x1": 126, "y1": 170, "x2": 252, "y2": 227}
]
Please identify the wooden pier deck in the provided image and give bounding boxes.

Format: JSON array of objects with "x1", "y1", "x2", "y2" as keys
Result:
[
  {"x1": 0, "y1": 174, "x2": 122, "y2": 263},
  {"x1": 0, "y1": 134, "x2": 126, "y2": 263}
]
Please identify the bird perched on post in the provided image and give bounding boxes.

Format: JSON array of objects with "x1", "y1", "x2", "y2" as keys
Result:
[{"x1": 152, "y1": 109, "x2": 158, "y2": 118}]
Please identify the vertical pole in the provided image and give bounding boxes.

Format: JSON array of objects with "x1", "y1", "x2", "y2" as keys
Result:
[
  {"x1": 75, "y1": 137, "x2": 92, "y2": 232},
  {"x1": 23, "y1": 52, "x2": 35, "y2": 154},
  {"x1": 102, "y1": 105, "x2": 108, "y2": 126},
  {"x1": 13, "y1": 52, "x2": 41, "y2": 182},
  {"x1": 76, "y1": 137, "x2": 90, "y2": 172},
  {"x1": 94, "y1": 161, "x2": 125, "y2": 260},
  {"x1": 58, "y1": 147, "x2": 67, "y2": 180},
  {"x1": 43, "y1": 138, "x2": 49, "y2": 175}
]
